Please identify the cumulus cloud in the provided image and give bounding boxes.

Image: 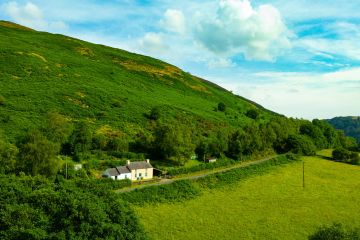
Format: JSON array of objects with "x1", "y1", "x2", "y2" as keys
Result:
[
  {"x1": 193, "y1": 0, "x2": 291, "y2": 61},
  {"x1": 3, "y1": 1, "x2": 67, "y2": 31},
  {"x1": 139, "y1": 32, "x2": 169, "y2": 55},
  {"x1": 160, "y1": 9, "x2": 186, "y2": 34}
]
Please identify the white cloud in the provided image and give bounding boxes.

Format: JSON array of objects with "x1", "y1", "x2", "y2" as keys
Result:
[
  {"x1": 139, "y1": 32, "x2": 169, "y2": 55},
  {"x1": 193, "y1": 0, "x2": 291, "y2": 61},
  {"x1": 161, "y1": 9, "x2": 186, "y2": 34},
  {"x1": 229, "y1": 68, "x2": 360, "y2": 119},
  {"x1": 3, "y1": 1, "x2": 67, "y2": 31}
]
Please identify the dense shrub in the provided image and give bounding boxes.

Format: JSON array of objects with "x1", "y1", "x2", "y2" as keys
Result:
[
  {"x1": 246, "y1": 109, "x2": 259, "y2": 119},
  {"x1": 0, "y1": 95, "x2": 5, "y2": 106},
  {"x1": 217, "y1": 102, "x2": 226, "y2": 112},
  {"x1": 120, "y1": 180, "x2": 200, "y2": 205},
  {"x1": 0, "y1": 175, "x2": 146, "y2": 240},
  {"x1": 332, "y1": 148, "x2": 360, "y2": 165},
  {"x1": 309, "y1": 223, "x2": 360, "y2": 240},
  {"x1": 286, "y1": 135, "x2": 316, "y2": 156}
]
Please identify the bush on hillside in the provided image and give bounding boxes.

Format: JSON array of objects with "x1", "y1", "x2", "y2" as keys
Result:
[
  {"x1": 0, "y1": 95, "x2": 5, "y2": 106},
  {"x1": 309, "y1": 223, "x2": 360, "y2": 240},
  {"x1": 217, "y1": 102, "x2": 226, "y2": 112},
  {"x1": 332, "y1": 148, "x2": 360, "y2": 165}
]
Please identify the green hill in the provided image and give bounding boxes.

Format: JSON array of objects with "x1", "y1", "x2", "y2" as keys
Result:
[
  {"x1": 0, "y1": 20, "x2": 274, "y2": 139},
  {"x1": 327, "y1": 117, "x2": 360, "y2": 144}
]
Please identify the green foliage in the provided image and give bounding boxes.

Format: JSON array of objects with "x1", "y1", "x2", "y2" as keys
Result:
[
  {"x1": 0, "y1": 95, "x2": 5, "y2": 106},
  {"x1": 153, "y1": 123, "x2": 195, "y2": 165},
  {"x1": 45, "y1": 112, "x2": 74, "y2": 144},
  {"x1": 286, "y1": 134, "x2": 317, "y2": 156},
  {"x1": 148, "y1": 106, "x2": 161, "y2": 120},
  {"x1": 309, "y1": 223, "x2": 360, "y2": 240},
  {"x1": 217, "y1": 102, "x2": 226, "y2": 112},
  {"x1": 0, "y1": 135, "x2": 18, "y2": 174},
  {"x1": 120, "y1": 180, "x2": 200, "y2": 205},
  {"x1": 332, "y1": 148, "x2": 360, "y2": 165},
  {"x1": 246, "y1": 109, "x2": 259, "y2": 119},
  {"x1": 0, "y1": 174, "x2": 146, "y2": 240},
  {"x1": 68, "y1": 122, "x2": 92, "y2": 161},
  {"x1": 18, "y1": 130, "x2": 61, "y2": 177},
  {"x1": 327, "y1": 117, "x2": 360, "y2": 144},
  {"x1": 300, "y1": 122, "x2": 327, "y2": 149}
]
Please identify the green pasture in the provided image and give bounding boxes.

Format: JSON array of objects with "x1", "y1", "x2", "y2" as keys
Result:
[{"x1": 135, "y1": 156, "x2": 360, "y2": 239}]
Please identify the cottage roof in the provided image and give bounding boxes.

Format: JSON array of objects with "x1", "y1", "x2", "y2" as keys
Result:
[
  {"x1": 127, "y1": 161, "x2": 153, "y2": 170},
  {"x1": 116, "y1": 166, "x2": 131, "y2": 174},
  {"x1": 105, "y1": 166, "x2": 130, "y2": 176}
]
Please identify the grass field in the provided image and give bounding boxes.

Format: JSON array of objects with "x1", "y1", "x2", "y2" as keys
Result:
[{"x1": 135, "y1": 156, "x2": 360, "y2": 239}]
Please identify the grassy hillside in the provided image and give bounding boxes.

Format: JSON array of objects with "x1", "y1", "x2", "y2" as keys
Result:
[
  {"x1": 327, "y1": 117, "x2": 360, "y2": 144},
  {"x1": 135, "y1": 157, "x2": 360, "y2": 239},
  {"x1": 0, "y1": 20, "x2": 272, "y2": 140}
]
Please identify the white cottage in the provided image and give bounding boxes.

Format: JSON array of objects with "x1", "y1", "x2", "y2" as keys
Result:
[{"x1": 103, "y1": 160, "x2": 153, "y2": 181}]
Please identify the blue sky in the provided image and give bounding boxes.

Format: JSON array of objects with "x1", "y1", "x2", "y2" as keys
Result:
[{"x1": 1, "y1": 0, "x2": 360, "y2": 119}]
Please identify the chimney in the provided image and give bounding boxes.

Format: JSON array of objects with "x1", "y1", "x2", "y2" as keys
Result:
[
  {"x1": 126, "y1": 160, "x2": 130, "y2": 165},
  {"x1": 146, "y1": 159, "x2": 150, "y2": 164}
]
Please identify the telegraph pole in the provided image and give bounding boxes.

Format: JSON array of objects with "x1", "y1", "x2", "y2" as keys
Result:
[{"x1": 302, "y1": 160, "x2": 305, "y2": 188}]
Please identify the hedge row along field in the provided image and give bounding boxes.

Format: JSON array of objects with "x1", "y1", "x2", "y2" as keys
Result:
[{"x1": 119, "y1": 154, "x2": 299, "y2": 205}]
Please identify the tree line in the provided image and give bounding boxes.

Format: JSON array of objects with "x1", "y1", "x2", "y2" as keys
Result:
[{"x1": 0, "y1": 111, "x2": 358, "y2": 178}]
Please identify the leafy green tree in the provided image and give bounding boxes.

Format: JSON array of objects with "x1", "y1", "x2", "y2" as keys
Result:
[
  {"x1": 246, "y1": 109, "x2": 259, "y2": 120},
  {"x1": 208, "y1": 129, "x2": 229, "y2": 157},
  {"x1": 300, "y1": 122, "x2": 327, "y2": 149},
  {"x1": 0, "y1": 136, "x2": 18, "y2": 174},
  {"x1": 217, "y1": 102, "x2": 226, "y2": 112},
  {"x1": 286, "y1": 134, "x2": 316, "y2": 156},
  {"x1": 45, "y1": 112, "x2": 73, "y2": 144},
  {"x1": 68, "y1": 122, "x2": 92, "y2": 161},
  {"x1": 153, "y1": 123, "x2": 195, "y2": 165},
  {"x1": 149, "y1": 106, "x2": 161, "y2": 120},
  {"x1": 18, "y1": 130, "x2": 61, "y2": 177}
]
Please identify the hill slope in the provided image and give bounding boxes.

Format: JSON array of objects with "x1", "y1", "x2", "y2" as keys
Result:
[
  {"x1": 0, "y1": 20, "x2": 273, "y2": 140},
  {"x1": 327, "y1": 117, "x2": 360, "y2": 143}
]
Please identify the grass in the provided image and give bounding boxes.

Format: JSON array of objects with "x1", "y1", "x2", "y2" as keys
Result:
[{"x1": 134, "y1": 156, "x2": 360, "y2": 240}]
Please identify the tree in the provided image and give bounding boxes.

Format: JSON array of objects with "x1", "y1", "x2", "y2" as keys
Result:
[
  {"x1": 245, "y1": 109, "x2": 259, "y2": 120},
  {"x1": 68, "y1": 122, "x2": 92, "y2": 161},
  {"x1": 217, "y1": 102, "x2": 226, "y2": 112},
  {"x1": 286, "y1": 134, "x2": 316, "y2": 156},
  {"x1": 149, "y1": 106, "x2": 161, "y2": 120},
  {"x1": 18, "y1": 130, "x2": 61, "y2": 177},
  {"x1": 153, "y1": 123, "x2": 195, "y2": 165},
  {"x1": 0, "y1": 137, "x2": 18, "y2": 174},
  {"x1": 45, "y1": 112, "x2": 73, "y2": 144},
  {"x1": 300, "y1": 122, "x2": 327, "y2": 149}
]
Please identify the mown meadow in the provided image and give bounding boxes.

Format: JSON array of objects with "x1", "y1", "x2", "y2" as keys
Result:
[{"x1": 135, "y1": 157, "x2": 360, "y2": 239}]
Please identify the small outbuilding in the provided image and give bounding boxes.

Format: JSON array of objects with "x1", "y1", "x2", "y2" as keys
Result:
[{"x1": 205, "y1": 158, "x2": 217, "y2": 163}]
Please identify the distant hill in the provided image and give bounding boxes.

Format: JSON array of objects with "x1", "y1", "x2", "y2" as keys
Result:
[
  {"x1": 0, "y1": 20, "x2": 274, "y2": 140},
  {"x1": 326, "y1": 117, "x2": 360, "y2": 143}
]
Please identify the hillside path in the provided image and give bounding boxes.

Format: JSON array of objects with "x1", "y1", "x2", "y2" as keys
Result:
[{"x1": 116, "y1": 155, "x2": 278, "y2": 193}]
